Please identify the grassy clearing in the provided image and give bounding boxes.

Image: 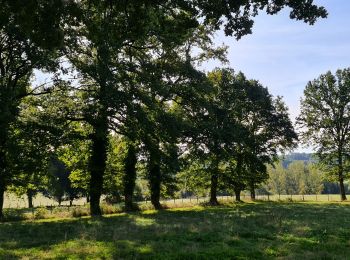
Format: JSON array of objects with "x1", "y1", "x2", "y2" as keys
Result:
[{"x1": 1, "y1": 201, "x2": 350, "y2": 259}]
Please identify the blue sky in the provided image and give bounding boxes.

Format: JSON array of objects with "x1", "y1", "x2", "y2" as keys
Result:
[{"x1": 204, "y1": 0, "x2": 350, "y2": 153}]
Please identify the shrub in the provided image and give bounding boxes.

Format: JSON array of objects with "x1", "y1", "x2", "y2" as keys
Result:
[
  {"x1": 34, "y1": 208, "x2": 49, "y2": 219},
  {"x1": 3, "y1": 209, "x2": 26, "y2": 222},
  {"x1": 72, "y1": 207, "x2": 89, "y2": 218},
  {"x1": 101, "y1": 204, "x2": 122, "y2": 215}
]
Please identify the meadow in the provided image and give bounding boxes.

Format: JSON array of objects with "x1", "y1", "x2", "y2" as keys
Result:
[{"x1": 1, "y1": 201, "x2": 350, "y2": 259}]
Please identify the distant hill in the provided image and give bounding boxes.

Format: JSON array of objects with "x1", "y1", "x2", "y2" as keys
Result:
[{"x1": 281, "y1": 153, "x2": 315, "y2": 168}]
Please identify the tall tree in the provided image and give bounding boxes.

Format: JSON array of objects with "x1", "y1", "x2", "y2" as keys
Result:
[
  {"x1": 201, "y1": 69, "x2": 296, "y2": 203},
  {"x1": 0, "y1": 0, "x2": 74, "y2": 219},
  {"x1": 59, "y1": 0, "x2": 326, "y2": 215},
  {"x1": 298, "y1": 68, "x2": 350, "y2": 200}
]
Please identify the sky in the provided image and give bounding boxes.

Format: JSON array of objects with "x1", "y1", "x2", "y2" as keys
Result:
[
  {"x1": 34, "y1": 1, "x2": 349, "y2": 153},
  {"x1": 203, "y1": 0, "x2": 350, "y2": 153}
]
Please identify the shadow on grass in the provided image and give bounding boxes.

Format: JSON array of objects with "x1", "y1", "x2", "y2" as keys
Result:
[{"x1": 1, "y1": 202, "x2": 350, "y2": 259}]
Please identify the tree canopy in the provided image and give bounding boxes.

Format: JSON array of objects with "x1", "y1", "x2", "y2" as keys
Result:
[{"x1": 0, "y1": 0, "x2": 328, "y2": 218}]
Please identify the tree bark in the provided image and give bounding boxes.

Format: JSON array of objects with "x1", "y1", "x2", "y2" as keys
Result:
[
  {"x1": 148, "y1": 142, "x2": 162, "y2": 209},
  {"x1": 338, "y1": 150, "x2": 347, "y2": 201},
  {"x1": 339, "y1": 176, "x2": 347, "y2": 201},
  {"x1": 0, "y1": 184, "x2": 4, "y2": 221},
  {"x1": 89, "y1": 123, "x2": 108, "y2": 216},
  {"x1": 234, "y1": 188, "x2": 241, "y2": 202},
  {"x1": 209, "y1": 173, "x2": 219, "y2": 205},
  {"x1": 250, "y1": 183, "x2": 256, "y2": 200},
  {"x1": 0, "y1": 148, "x2": 7, "y2": 220},
  {"x1": 27, "y1": 190, "x2": 34, "y2": 208},
  {"x1": 123, "y1": 142, "x2": 137, "y2": 211}
]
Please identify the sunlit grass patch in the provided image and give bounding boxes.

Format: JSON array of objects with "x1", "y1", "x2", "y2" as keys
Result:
[{"x1": 1, "y1": 202, "x2": 350, "y2": 259}]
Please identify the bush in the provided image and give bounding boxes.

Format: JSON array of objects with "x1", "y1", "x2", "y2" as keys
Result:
[
  {"x1": 101, "y1": 204, "x2": 122, "y2": 215},
  {"x1": 3, "y1": 209, "x2": 26, "y2": 222},
  {"x1": 34, "y1": 208, "x2": 49, "y2": 219},
  {"x1": 72, "y1": 207, "x2": 89, "y2": 218}
]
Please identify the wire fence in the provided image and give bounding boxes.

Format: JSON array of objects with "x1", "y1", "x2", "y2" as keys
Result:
[{"x1": 3, "y1": 193, "x2": 346, "y2": 209}]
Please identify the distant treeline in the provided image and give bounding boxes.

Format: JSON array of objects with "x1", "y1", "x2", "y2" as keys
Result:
[{"x1": 264, "y1": 153, "x2": 349, "y2": 195}]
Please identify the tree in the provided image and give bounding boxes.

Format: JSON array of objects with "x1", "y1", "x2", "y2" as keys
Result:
[
  {"x1": 0, "y1": 0, "x2": 75, "y2": 219},
  {"x1": 298, "y1": 68, "x2": 350, "y2": 200},
  {"x1": 46, "y1": 157, "x2": 70, "y2": 206},
  {"x1": 201, "y1": 69, "x2": 296, "y2": 202},
  {"x1": 4, "y1": 0, "x2": 324, "y2": 217},
  {"x1": 267, "y1": 162, "x2": 286, "y2": 197}
]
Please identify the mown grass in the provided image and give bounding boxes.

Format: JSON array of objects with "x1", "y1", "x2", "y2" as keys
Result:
[{"x1": 1, "y1": 201, "x2": 350, "y2": 259}]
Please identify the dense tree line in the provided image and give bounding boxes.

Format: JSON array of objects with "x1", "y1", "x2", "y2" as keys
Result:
[
  {"x1": 266, "y1": 160, "x2": 323, "y2": 196},
  {"x1": 0, "y1": 0, "x2": 329, "y2": 219}
]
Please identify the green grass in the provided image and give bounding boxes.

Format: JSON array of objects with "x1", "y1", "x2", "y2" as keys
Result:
[{"x1": 1, "y1": 202, "x2": 350, "y2": 259}]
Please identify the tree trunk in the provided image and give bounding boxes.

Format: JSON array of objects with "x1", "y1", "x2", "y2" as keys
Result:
[
  {"x1": 234, "y1": 188, "x2": 241, "y2": 202},
  {"x1": 89, "y1": 123, "x2": 108, "y2": 216},
  {"x1": 339, "y1": 176, "x2": 347, "y2": 201},
  {"x1": 27, "y1": 190, "x2": 34, "y2": 208},
  {"x1": 123, "y1": 142, "x2": 137, "y2": 211},
  {"x1": 338, "y1": 150, "x2": 347, "y2": 201},
  {"x1": 0, "y1": 147, "x2": 7, "y2": 221},
  {"x1": 148, "y1": 143, "x2": 162, "y2": 210},
  {"x1": 0, "y1": 185, "x2": 4, "y2": 221},
  {"x1": 250, "y1": 183, "x2": 256, "y2": 200},
  {"x1": 209, "y1": 173, "x2": 219, "y2": 205}
]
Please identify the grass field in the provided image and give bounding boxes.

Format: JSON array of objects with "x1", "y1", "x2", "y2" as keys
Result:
[{"x1": 1, "y1": 201, "x2": 350, "y2": 259}]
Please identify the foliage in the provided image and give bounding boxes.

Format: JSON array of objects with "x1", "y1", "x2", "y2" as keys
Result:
[
  {"x1": 298, "y1": 68, "x2": 350, "y2": 200},
  {"x1": 0, "y1": 0, "x2": 328, "y2": 218},
  {"x1": 267, "y1": 160, "x2": 324, "y2": 195}
]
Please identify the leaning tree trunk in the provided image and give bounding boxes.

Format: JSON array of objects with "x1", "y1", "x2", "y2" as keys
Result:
[
  {"x1": 148, "y1": 143, "x2": 162, "y2": 209},
  {"x1": 234, "y1": 188, "x2": 241, "y2": 202},
  {"x1": 88, "y1": 120, "x2": 109, "y2": 216},
  {"x1": 123, "y1": 142, "x2": 137, "y2": 211},
  {"x1": 27, "y1": 190, "x2": 34, "y2": 208}
]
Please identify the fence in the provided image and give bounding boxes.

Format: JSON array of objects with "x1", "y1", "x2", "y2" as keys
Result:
[{"x1": 3, "y1": 193, "x2": 346, "y2": 209}]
